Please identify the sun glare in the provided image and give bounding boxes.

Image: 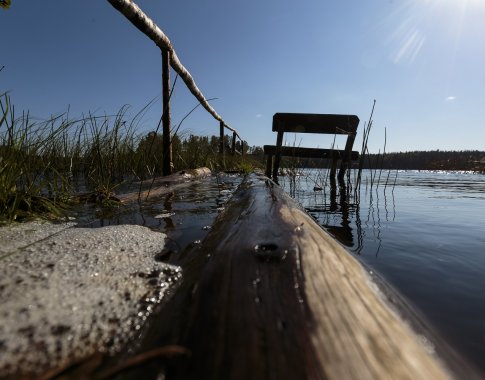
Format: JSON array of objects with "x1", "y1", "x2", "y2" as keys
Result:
[
  {"x1": 385, "y1": 0, "x2": 483, "y2": 65},
  {"x1": 420, "y1": 0, "x2": 485, "y2": 11}
]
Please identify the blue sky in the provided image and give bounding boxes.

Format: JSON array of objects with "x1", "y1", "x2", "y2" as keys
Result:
[{"x1": 2, "y1": 0, "x2": 484, "y2": 152}]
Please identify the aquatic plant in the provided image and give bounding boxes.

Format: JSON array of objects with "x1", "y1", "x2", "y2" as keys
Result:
[{"x1": 355, "y1": 100, "x2": 376, "y2": 192}]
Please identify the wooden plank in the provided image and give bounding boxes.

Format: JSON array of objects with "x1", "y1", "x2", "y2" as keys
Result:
[
  {"x1": 160, "y1": 173, "x2": 458, "y2": 380},
  {"x1": 273, "y1": 113, "x2": 359, "y2": 134},
  {"x1": 264, "y1": 145, "x2": 359, "y2": 160},
  {"x1": 118, "y1": 168, "x2": 211, "y2": 203}
]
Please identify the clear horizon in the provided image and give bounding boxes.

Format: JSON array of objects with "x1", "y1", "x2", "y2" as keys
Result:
[{"x1": 2, "y1": 0, "x2": 484, "y2": 153}]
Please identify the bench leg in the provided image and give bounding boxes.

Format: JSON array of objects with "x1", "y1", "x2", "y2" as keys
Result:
[
  {"x1": 337, "y1": 166, "x2": 348, "y2": 181},
  {"x1": 330, "y1": 158, "x2": 338, "y2": 179},
  {"x1": 272, "y1": 131, "x2": 284, "y2": 182},
  {"x1": 338, "y1": 133, "x2": 356, "y2": 181},
  {"x1": 265, "y1": 155, "x2": 273, "y2": 178}
]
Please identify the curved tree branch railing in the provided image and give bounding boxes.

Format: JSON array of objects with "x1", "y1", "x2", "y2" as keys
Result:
[{"x1": 107, "y1": 0, "x2": 243, "y2": 174}]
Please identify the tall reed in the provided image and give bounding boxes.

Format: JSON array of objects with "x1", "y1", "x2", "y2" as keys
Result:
[
  {"x1": 0, "y1": 91, "x2": 254, "y2": 222},
  {"x1": 355, "y1": 100, "x2": 376, "y2": 193},
  {"x1": 0, "y1": 93, "x2": 71, "y2": 222}
]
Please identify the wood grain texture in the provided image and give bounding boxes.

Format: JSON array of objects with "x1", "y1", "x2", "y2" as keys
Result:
[{"x1": 168, "y1": 173, "x2": 454, "y2": 380}]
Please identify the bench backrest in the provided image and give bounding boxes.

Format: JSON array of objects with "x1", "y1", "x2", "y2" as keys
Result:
[{"x1": 272, "y1": 113, "x2": 359, "y2": 135}]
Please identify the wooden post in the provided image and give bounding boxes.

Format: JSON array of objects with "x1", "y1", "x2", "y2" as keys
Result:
[
  {"x1": 219, "y1": 121, "x2": 225, "y2": 155},
  {"x1": 107, "y1": 0, "x2": 243, "y2": 157},
  {"x1": 231, "y1": 131, "x2": 237, "y2": 155},
  {"x1": 219, "y1": 121, "x2": 226, "y2": 168},
  {"x1": 162, "y1": 48, "x2": 172, "y2": 176}
]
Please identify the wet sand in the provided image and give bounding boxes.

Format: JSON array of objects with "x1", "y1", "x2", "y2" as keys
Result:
[{"x1": 0, "y1": 221, "x2": 180, "y2": 377}]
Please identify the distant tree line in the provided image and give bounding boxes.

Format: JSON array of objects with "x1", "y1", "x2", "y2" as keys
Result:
[
  {"x1": 245, "y1": 148, "x2": 485, "y2": 172},
  {"x1": 136, "y1": 132, "x2": 250, "y2": 176},
  {"x1": 363, "y1": 150, "x2": 485, "y2": 171}
]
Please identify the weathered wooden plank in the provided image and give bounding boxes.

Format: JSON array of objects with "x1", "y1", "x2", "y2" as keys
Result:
[
  {"x1": 118, "y1": 168, "x2": 211, "y2": 203},
  {"x1": 273, "y1": 113, "x2": 359, "y2": 134},
  {"x1": 263, "y1": 145, "x2": 359, "y2": 160},
  {"x1": 162, "y1": 173, "x2": 457, "y2": 380}
]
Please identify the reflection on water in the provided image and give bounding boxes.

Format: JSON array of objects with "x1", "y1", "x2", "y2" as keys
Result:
[
  {"x1": 162, "y1": 192, "x2": 175, "y2": 230},
  {"x1": 302, "y1": 180, "x2": 361, "y2": 249},
  {"x1": 280, "y1": 169, "x2": 485, "y2": 375},
  {"x1": 71, "y1": 174, "x2": 242, "y2": 263}
]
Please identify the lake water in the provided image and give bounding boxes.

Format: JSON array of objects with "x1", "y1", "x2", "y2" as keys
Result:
[
  {"x1": 279, "y1": 169, "x2": 485, "y2": 375},
  {"x1": 73, "y1": 170, "x2": 485, "y2": 374},
  {"x1": 74, "y1": 173, "x2": 243, "y2": 266}
]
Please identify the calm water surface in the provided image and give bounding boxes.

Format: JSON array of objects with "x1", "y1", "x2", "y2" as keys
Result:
[
  {"x1": 73, "y1": 173, "x2": 242, "y2": 262},
  {"x1": 280, "y1": 169, "x2": 485, "y2": 374},
  {"x1": 73, "y1": 170, "x2": 485, "y2": 373}
]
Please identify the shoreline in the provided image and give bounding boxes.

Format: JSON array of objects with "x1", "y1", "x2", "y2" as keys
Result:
[{"x1": 0, "y1": 221, "x2": 180, "y2": 378}]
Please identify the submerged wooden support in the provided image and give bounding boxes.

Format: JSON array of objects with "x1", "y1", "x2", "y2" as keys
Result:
[{"x1": 163, "y1": 173, "x2": 453, "y2": 380}]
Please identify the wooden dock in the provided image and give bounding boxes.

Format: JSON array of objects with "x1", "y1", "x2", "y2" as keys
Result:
[{"x1": 133, "y1": 172, "x2": 481, "y2": 380}]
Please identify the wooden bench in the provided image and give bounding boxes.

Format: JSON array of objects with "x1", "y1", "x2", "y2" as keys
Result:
[{"x1": 264, "y1": 113, "x2": 360, "y2": 181}]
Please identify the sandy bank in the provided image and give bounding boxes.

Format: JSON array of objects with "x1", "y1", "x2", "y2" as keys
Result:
[{"x1": 0, "y1": 221, "x2": 180, "y2": 377}]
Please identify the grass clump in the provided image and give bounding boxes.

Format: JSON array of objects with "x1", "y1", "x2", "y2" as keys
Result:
[
  {"x1": 0, "y1": 93, "x2": 70, "y2": 222},
  {"x1": 0, "y1": 92, "x2": 259, "y2": 223}
]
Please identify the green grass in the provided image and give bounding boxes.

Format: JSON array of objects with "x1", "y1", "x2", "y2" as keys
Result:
[
  {"x1": 0, "y1": 93, "x2": 71, "y2": 222},
  {"x1": 0, "y1": 93, "x2": 258, "y2": 223}
]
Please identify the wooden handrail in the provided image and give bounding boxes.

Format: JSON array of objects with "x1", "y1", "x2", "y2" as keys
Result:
[{"x1": 106, "y1": 0, "x2": 242, "y2": 142}]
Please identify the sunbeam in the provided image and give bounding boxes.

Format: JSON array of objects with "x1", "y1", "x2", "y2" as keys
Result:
[{"x1": 386, "y1": 0, "x2": 481, "y2": 65}]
